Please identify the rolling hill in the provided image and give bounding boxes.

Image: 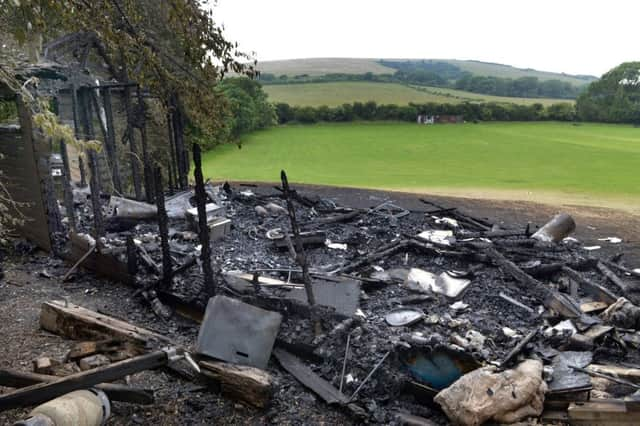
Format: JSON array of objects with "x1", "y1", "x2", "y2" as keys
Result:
[{"x1": 258, "y1": 58, "x2": 597, "y2": 86}]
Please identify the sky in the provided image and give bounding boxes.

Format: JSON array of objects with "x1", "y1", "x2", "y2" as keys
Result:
[{"x1": 211, "y1": 0, "x2": 638, "y2": 77}]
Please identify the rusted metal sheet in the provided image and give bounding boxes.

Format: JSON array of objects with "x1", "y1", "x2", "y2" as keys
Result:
[{"x1": 0, "y1": 96, "x2": 52, "y2": 251}]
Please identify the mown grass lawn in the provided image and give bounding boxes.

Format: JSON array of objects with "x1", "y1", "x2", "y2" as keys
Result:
[{"x1": 201, "y1": 122, "x2": 640, "y2": 207}]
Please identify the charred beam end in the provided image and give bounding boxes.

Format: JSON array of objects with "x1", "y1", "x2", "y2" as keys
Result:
[
  {"x1": 193, "y1": 144, "x2": 215, "y2": 297},
  {"x1": 88, "y1": 150, "x2": 104, "y2": 238},
  {"x1": 281, "y1": 170, "x2": 316, "y2": 306},
  {"x1": 154, "y1": 167, "x2": 172, "y2": 289}
]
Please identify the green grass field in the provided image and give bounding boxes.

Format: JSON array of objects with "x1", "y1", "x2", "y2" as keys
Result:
[
  {"x1": 264, "y1": 82, "x2": 569, "y2": 107},
  {"x1": 202, "y1": 122, "x2": 640, "y2": 210}
]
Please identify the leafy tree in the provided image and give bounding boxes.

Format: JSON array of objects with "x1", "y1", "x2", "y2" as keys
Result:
[
  {"x1": 1, "y1": 0, "x2": 256, "y2": 144},
  {"x1": 576, "y1": 62, "x2": 640, "y2": 123},
  {"x1": 218, "y1": 77, "x2": 276, "y2": 141}
]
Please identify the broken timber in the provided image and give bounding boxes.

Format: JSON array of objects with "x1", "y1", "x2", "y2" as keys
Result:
[
  {"x1": 0, "y1": 351, "x2": 167, "y2": 411},
  {"x1": 40, "y1": 300, "x2": 171, "y2": 346},
  {"x1": 0, "y1": 368, "x2": 154, "y2": 405},
  {"x1": 273, "y1": 348, "x2": 348, "y2": 405},
  {"x1": 199, "y1": 359, "x2": 272, "y2": 408}
]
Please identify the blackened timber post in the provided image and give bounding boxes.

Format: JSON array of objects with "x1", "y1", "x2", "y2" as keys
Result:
[
  {"x1": 102, "y1": 88, "x2": 122, "y2": 194},
  {"x1": 167, "y1": 160, "x2": 174, "y2": 195},
  {"x1": 193, "y1": 144, "x2": 215, "y2": 296},
  {"x1": 60, "y1": 140, "x2": 76, "y2": 230},
  {"x1": 137, "y1": 86, "x2": 154, "y2": 203},
  {"x1": 70, "y1": 84, "x2": 80, "y2": 138},
  {"x1": 166, "y1": 112, "x2": 178, "y2": 193},
  {"x1": 123, "y1": 85, "x2": 143, "y2": 200},
  {"x1": 280, "y1": 170, "x2": 316, "y2": 306},
  {"x1": 154, "y1": 167, "x2": 172, "y2": 289},
  {"x1": 78, "y1": 155, "x2": 87, "y2": 187},
  {"x1": 88, "y1": 150, "x2": 104, "y2": 238},
  {"x1": 126, "y1": 235, "x2": 138, "y2": 276}
]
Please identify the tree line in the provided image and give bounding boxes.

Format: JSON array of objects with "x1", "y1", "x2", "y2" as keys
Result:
[{"x1": 273, "y1": 101, "x2": 576, "y2": 124}]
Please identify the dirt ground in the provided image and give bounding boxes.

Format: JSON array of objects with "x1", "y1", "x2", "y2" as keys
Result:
[{"x1": 1, "y1": 185, "x2": 639, "y2": 425}]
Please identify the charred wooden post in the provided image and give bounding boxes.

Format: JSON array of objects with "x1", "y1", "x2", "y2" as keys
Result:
[
  {"x1": 154, "y1": 166, "x2": 172, "y2": 289},
  {"x1": 88, "y1": 150, "x2": 104, "y2": 238},
  {"x1": 170, "y1": 95, "x2": 188, "y2": 189},
  {"x1": 70, "y1": 84, "x2": 80, "y2": 137},
  {"x1": 166, "y1": 112, "x2": 179, "y2": 192},
  {"x1": 280, "y1": 170, "x2": 316, "y2": 306},
  {"x1": 101, "y1": 88, "x2": 122, "y2": 194},
  {"x1": 167, "y1": 160, "x2": 175, "y2": 195},
  {"x1": 79, "y1": 88, "x2": 95, "y2": 140},
  {"x1": 126, "y1": 235, "x2": 138, "y2": 276},
  {"x1": 59, "y1": 140, "x2": 76, "y2": 230},
  {"x1": 137, "y1": 86, "x2": 154, "y2": 203},
  {"x1": 193, "y1": 143, "x2": 215, "y2": 296},
  {"x1": 78, "y1": 155, "x2": 87, "y2": 187},
  {"x1": 43, "y1": 157, "x2": 63, "y2": 236},
  {"x1": 123, "y1": 85, "x2": 143, "y2": 200}
]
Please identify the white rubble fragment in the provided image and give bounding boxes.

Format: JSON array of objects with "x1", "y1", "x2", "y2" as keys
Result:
[
  {"x1": 582, "y1": 245, "x2": 601, "y2": 251},
  {"x1": 502, "y1": 327, "x2": 519, "y2": 338},
  {"x1": 450, "y1": 301, "x2": 469, "y2": 311},
  {"x1": 325, "y1": 240, "x2": 348, "y2": 251},
  {"x1": 598, "y1": 237, "x2": 622, "y2": 244},
  {"x1": 544, "y1": 319, "x2": 577, "y2": 337},
  {"x1": 416, "y1": 229, "x2": 456, "y2": 246}
]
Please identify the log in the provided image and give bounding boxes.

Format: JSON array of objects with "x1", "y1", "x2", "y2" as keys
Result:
[
  {"x1": 597, "y1": 261, "x2": 630, "y2": 294},
  {"x1": 562, "y1": 266, "x2": 618, "y2": 305},
  {"x1": 0, "y1": 368, "x2": 154, "y2": 404},
  {"x1": 0, "y1": 351, "x2": 167, "y2": 411},
  {"x1": 40, "y1": 300, "x2": 171, "y2": 346},
  {"x1": 587, "y1": 364, "x2": 640, "y2": 385},
  {"x1": 199, "y1": 360, "x2": 272, "y2": 408}
]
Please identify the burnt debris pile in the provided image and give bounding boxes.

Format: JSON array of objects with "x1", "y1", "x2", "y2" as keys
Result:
[{"x1": 5, "y1": 177, "x2": 640, "y2": 425}]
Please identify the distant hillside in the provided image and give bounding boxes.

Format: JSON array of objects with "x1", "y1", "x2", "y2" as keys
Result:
[
  {"x1": 258, "y1": 58, "x2": 597, "y2": 86},
  {"x1": 258, "y1": 58, "x2": 395, "y2": 76}
]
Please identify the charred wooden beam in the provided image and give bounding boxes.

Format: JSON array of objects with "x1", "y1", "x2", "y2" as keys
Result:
[
  {"x1": 597, "y1": 261, "x2": 630, "y2": 294},
  {"x1": 199, "y1": 360, "x2": 272, "y2": 408},
  {"x1": 166, "y1": 111, "x2": 179, "y2": 192},
  {"x1": 154, "y1": 167, "x2": 172, "y2": 289},
  {"x1": 0, "y1": 368, "x2": 154, "y2": 405},
  {"x1": 123, "y1": 84, "x2": 143, "y2": 200},
  {"x1": 338, "y1": 240, "x2": 409, "y2": 274},
  {"x1": 126, "y1": 235, "x2": 138, "y2": 276},
  {"x1": 193, "y1": 143, "x2": 215, "y2": 296},
  {"x1": 0, "y1": 351, "x2": 168, "y2": 411},
  {"x1": 78, "y1": 155, "x2": 87, "y2": 187},
  {"x1": 59, "y1": 140, "x2": 76, "y2": 230},
  {"x1": 281, "y1": 170, "x2": 315, "y2": 306},
  {"x1": 562, "y1": 266, "x2": 618, "y2": 305},
  {"x1": 101, "y1": 87, "x2": 122, "y2": 193},
  {"x1": 88, "y1": 150, "x2": 104, "y2": 238},
  {"x1": 70, "y1": 84, "x2": 80, "y2": 138},
  {"x1": 137, "y1": 86, "x2": 154, "y2": 203}
]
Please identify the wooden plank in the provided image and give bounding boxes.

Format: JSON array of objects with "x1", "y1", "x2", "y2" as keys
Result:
[
  {"x1": 273, "y1": 348, "x2": 348, "y2": 405},
  {"x1": 568, "y1": 400, "x2": 640, "y2": 424},
  {"x1": 0, "y1": 368, "x2": 154, "y2": 404},
  {"x1": 0, "y1": 351, "x2": 167, "y2": 411},
  {"x1": 199, "y1": 360, "x2": 272, "y2": 408},
  {"x1": 588, "y1": 364, "x2": 640, "y2": 384},
  {"x1": 40, "y1": 300, "x2": 171, "y2": 346}
]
